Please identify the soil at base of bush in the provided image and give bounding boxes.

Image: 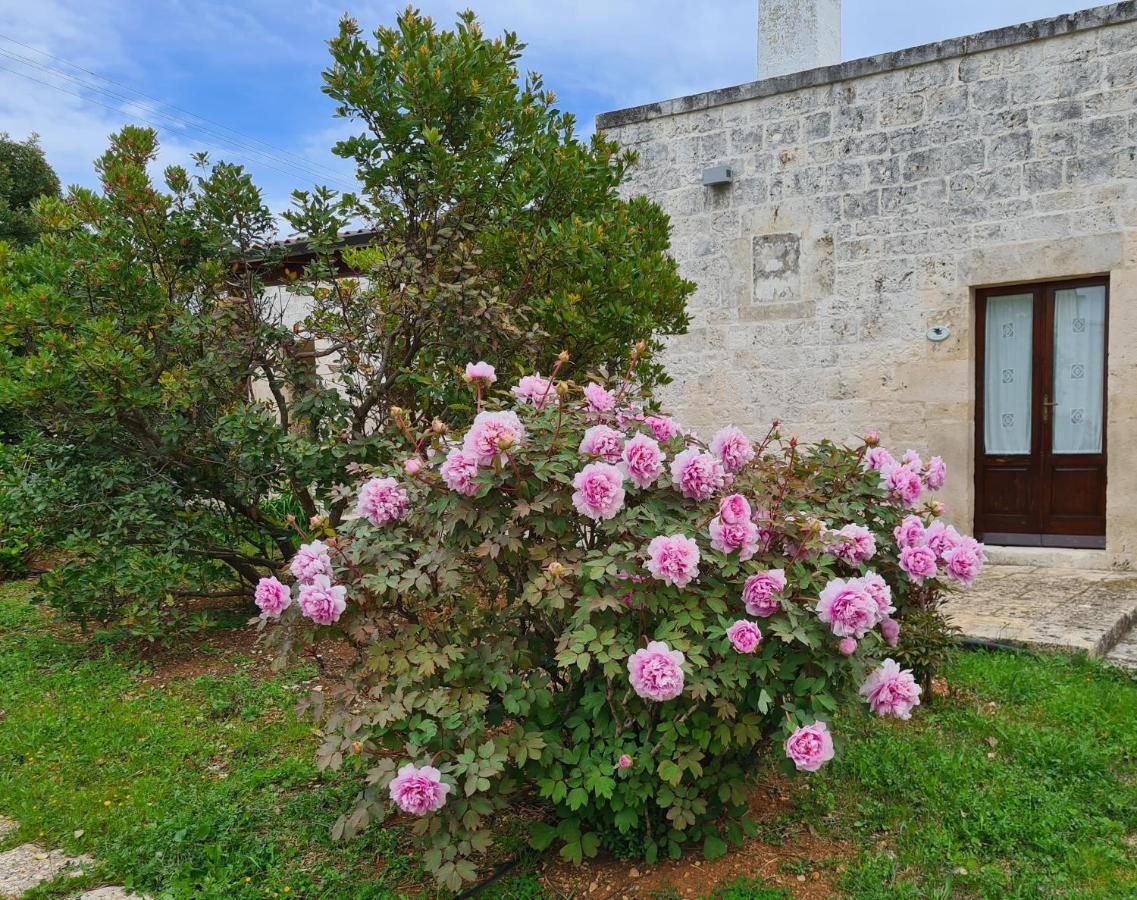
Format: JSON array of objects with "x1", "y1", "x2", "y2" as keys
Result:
[{"x1": 540, "y1": 775, "x2": 852, "y2": 899}]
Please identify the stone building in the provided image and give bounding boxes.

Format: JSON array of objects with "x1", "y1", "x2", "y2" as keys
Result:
[{"x1": 596, "y1": 1, "x2": 1137, "y2": 568}]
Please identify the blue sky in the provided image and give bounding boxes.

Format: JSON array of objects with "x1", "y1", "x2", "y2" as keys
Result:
[{"x1": 0, "y1": 0, "x2": 1101, "y2": 221}]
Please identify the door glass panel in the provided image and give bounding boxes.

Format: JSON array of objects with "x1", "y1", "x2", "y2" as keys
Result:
[
  {"x1": 1052, "y1": 285, "x2": 1105, "y2": 453},
  {"x1": 984, "y1": 293, "x2": 1033, "y2": 454}
]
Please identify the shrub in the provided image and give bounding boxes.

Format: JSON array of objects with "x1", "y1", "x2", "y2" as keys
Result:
[
  {"x1": 263, "y1": 361, "x2": 983, "y2": 890},
  {"x1": 0, "y1": 8, "x2": 692, "y2": 630}
]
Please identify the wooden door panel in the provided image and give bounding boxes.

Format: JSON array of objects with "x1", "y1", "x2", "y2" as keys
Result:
[{"x1": 980, "y1": 465, "x2": 1035, "y2": 517}]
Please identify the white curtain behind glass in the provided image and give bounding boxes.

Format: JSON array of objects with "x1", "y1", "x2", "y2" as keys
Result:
[
  {"x1": 1052, "y1": 286, "x2": 1105, "y2": 454},
  {"x1": 984, "y1": 293, "x2": 1033, "y2": 454}
]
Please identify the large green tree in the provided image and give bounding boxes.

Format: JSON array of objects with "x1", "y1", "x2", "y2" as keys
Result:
[
  {"x1": 0, "y1": 133, "x2": 61, "y2": 246},
  {"x1": 0, "y1": 9, "x2": 692, "y2": 632}
]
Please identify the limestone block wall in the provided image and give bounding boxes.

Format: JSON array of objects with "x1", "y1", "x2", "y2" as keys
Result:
[{"x1": 598, "y1": 3, "x2": 1137, "y2": 565}]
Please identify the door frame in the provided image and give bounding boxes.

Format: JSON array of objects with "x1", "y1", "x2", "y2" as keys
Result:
[{"x1": 973, "y1": 276, "x2": 1109, "y2": 548}]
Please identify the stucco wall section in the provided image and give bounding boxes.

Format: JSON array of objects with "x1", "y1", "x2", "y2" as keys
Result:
[{"x1": 600, "y1": 7, "x2": 1137, "y2": 565}]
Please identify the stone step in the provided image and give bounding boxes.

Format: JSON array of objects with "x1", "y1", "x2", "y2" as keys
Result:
[
  {"x1": 0, "y1": 844, "x2": 90, "y2": 897},
  {"x1": 1106, "y1": 630, "x2": 1137, "y2": 669},
  {"x1": 0, "y1": 816, "x2": 144, "y2": 899}
]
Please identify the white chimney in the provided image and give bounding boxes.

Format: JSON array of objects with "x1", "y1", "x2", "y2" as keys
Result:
[{"x1": 758, "y1": 0, "x2": 841, "y2": 80}]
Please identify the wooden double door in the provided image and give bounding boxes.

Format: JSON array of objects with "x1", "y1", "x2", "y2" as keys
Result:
[{"x1": 974, "y1": 277, "x2": 1108, "y2": 548}]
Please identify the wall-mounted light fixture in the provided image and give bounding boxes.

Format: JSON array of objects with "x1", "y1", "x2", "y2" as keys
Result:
[
  {"x1": 702, "y1": 165, "x2": 734, "y2": 186},
  {"x1": 926, "y1": 325, "x2": 951, "y2": 342}
]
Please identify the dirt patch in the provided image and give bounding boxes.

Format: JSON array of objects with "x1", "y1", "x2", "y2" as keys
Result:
[{"x1": 540, "y1": 776, "x2": 851, "y2": 899}]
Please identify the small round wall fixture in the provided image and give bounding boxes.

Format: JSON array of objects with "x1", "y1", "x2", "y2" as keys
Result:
[{"x1": 926, "y1": 325, "x2": 951, "y2": 343}]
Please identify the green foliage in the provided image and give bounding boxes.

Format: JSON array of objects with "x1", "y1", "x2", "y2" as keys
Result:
[
  {"x1": 709, "y1": 878, "x2": 791, "y2": 899},
  {"x1": 0, "y1": 133, "x2": 60, "y2": 246},
  {"x1": 271, "y1": 372, "x2": 957, "y2": 891},
  {"x1": 288, "y1": 7, "x2": 692, "y2": 418},
  {"x1": 0, "y1": 7, "x2": 690, "y2": 632}
]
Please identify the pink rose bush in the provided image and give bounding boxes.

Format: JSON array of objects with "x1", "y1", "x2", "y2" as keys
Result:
[
  {"x1": 859, "y1": 658, "x2": 922, "y2": 719},
  {"x1": 463, "y1": 361, "x2": 496, "y2": 386},
  {"x1": 579, "y1": 425, "x2": 624, "y2": 463},
  {"x1": 572, "y1": 463, "x2": 626, "y2": 521},
  {"x1": 463, "y1": 410, "x2": 526, "y2": 464},
  {"x1": 297, "y1": 575, "x2": 347, "y2": 625},
  {"x1": 622, "y1": 433, "x2": 665, "y2": 488},
  {"x1": 389, "y1": 763, "x2": 451, "y2": 815},
  {"x1": 709, "y1": 494, "x2": 760, "y2": 560},
  {"x1": 710, "y1": 425, "x2": 754, "y2": 474},
  {"x1": 670, "y1": 447, "x2": 726, "y2": 501},
  {"x1": 742, "y1": 569, "x2": 787, "y2": 617},
  {"x1": 726, "y1": 620, "x2": 763, "y2": 654},
  {"x1": 264, "y1": 373, "x2": 980, "y2": 891},
  {"x1": 644, "y1": 534, "x2": 700, "y2": 587},
  {"x1": 628, "y1": 641, "x2": 686, "y2": 701},
  {"x1": 785, "y1": 722, "x2": 835, "y2": 772},
  {"x1": 583, "y1": 382, "x2": 616, "y2": 414},
  {"x1": 356, "y1": 476, "x2": 409, "y2": 527},
  {"x1": 254, "y1": 576, "x2": 291, "y2": 617}
]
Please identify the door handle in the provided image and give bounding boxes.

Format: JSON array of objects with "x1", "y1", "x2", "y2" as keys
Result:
[{"x1": 1042, "y1": 394, "x2": 1057, "y2": 424}]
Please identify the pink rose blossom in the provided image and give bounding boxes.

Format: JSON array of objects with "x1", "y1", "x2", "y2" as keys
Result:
[
  {"x1": 742, "y1": 569, "x2": 787, "y2": 617},
  {"x1": 644, "y1": 415, "x2": 681, "y2": 443},
  {"x1": 583, "y1": 382, "x2": 616, "y2": 413},
  {"x1": 859, "y1": 658, "x2": 922, "y2": 719},
  {"x1": 899, "y1": 545, "x2": 938, "y2": 583},
  {"x1": 511, "y1": 373, "x2": 554, "y2": 407},
  {"x1": 785, "y1": 721, "x2": 835, "y2": 772},
  {"x1": 356, "y1": 476, "x2": 410, "y2": 527},
  {"x1": 645, "y1": 534, "x2": 701, "y2": 588},
  {"x1": 404, "y1": 457, "x2": 423, "y2": 476},
  {"x1": 572, "y1": 462, "x2": 626, "y2": 521},
  {"x1": 617, "y1": 754, "x2": 633, "y2": 770},
  {"x1": 463, "y1": 361, "x2": 496, "y2": 386},
  {"x1": 440, "y1": 448, "x2": 480, "y2": 496},
  {"x1": 827, "y1": 523, "x2": 876, "y2": 564},
  {"x1": 297, "y1": 575, "x2": 347, "y2": 625},
  {"x1": 864, "y1": 447, "x2": 894, "y2": 472},
  {"x1": 290, "y1": 541, "x2": 332, "y2": 584},
  {"x1": 893, "y1": 514, "x2": 926, "y2": 549},
  {"x1": 943, "y1": 539, "x2": 986, "y2": 586},
  {"x1": 670, "y1": 447, "x2": 726, "y2": 501},
  {"x1": 902, "y1": 449, "x2": 923, "y2": 470},
  {"x1": 254, "y1": 576, "x2": 291, "y2": 617},
  {"x1": 709, "y1": 516, "x2": 760, "y2": 561},
  {"x1": 718, "y1": 494, "x2": 751, "y2": 525},
  {"x1": 579, "y1": 425, "x2": 624, "y2": 463},
  {"x1": 389, "y1": 763, "x2": 451, "y2": 815},
  {"x1": 860, "y1": 571, "x2": 895, "y2": 618},
  {"x1": 816, "y1": 577, "x2": 880, "y2": 639},
  {"x1": 881, "y1": 462, "x2": 923, "y2": 507},
  {"x1": 463, "y1": 411, "x2": 527, "y2": 465},
  {"x1": 710, "y1": 425, "x2": 755, "y2": 474},
  {"x1": 925, "y1": 520, "x2": 962, "y2": 561},
  {"x1": 627, "y1": 640, "x2": 686, "y2": 701},
  {"x1": 838, "y1": 637, "x2": 858, "y2": 656},
  {"x1": 925, "y1": 455, "x2": 947, "y2": 491},
  {"x1": 726, "y1": 619, "x2": 763, "y2": 653},
  {"x1": 881, "y1": 617, "x2": 901, "y2": 647},
  {"x1": 621, "y1": 433, "x2": 665, "y2": 488}
]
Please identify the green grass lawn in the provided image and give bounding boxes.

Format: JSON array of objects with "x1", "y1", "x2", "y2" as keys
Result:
[{"x1": 1, "y1": 578, "x2": 1136, "y2": 898}]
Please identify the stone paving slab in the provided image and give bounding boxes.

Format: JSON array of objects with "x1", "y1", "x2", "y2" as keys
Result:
[
  {"x1": 0, "y1": 844, "x2": 90, "y2": 897},
  {"x1": 942, "y1": 564, "x2": 1137, "y2": 657},
  {"x1": 78, "y1": 888, "x2": 146, "y2": 900}
]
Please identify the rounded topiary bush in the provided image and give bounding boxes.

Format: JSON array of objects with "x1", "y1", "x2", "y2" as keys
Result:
[{"x1": 261, "y1": 356, "x2": 984, "y2": 890}]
